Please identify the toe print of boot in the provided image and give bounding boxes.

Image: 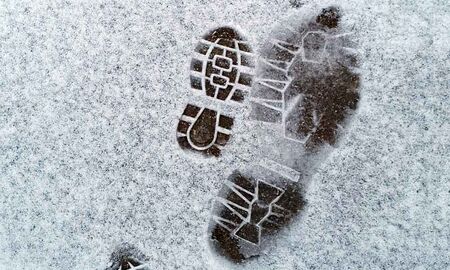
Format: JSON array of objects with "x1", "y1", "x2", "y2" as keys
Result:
[{"x1": 251, "y1": 6, "x2": 360, "y2": 151}]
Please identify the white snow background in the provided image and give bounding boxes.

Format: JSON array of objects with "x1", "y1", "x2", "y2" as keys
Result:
[{"x1": 0, "y1": 0, "x2": 449, "y2": 269}]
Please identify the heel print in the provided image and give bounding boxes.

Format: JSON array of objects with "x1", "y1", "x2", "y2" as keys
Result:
[{"x1": 177, "y1": 104, "x2": 233, "y2": 157}]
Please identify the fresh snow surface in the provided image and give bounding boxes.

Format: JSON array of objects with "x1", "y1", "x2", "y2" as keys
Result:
[{"x1": 0, "y1": 0, "x2": 449, "y2": 269}]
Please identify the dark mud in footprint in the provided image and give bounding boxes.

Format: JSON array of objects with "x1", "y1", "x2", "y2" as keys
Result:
[
  {"x1": 177, "y1": 27, "x2": 254, "y2": 157},
  {"x1": 105, "y1": 244, "x2": 149, "y2": 270},
  {"x1": 251, "y1": 6, "x2": 360, "y2": 151},
  {"x1": 209, "y1": 168, "x2": 305, "y2": 263}
]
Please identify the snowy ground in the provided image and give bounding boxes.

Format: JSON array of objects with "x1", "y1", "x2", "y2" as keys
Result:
[{"x1": 0, "y1": 0, "x2": 449, "y2": 269}]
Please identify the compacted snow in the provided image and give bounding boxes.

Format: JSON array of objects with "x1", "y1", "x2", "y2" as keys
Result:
[{"x1": 0, "y1": 0, "x2": 449, "y2": 269}]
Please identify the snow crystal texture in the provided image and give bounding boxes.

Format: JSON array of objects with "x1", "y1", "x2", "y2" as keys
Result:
[{"x1": 0, "y1": 0, "x2": 448, "y2": 269}]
